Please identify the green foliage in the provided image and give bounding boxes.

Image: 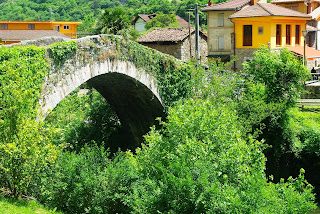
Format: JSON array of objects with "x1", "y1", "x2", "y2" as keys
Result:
[
  {"x1": 37, "y1": 145, "x2": 136, "y2": 214},
  {"x1": 46, "y1": 87, "x2": 121, "y2": 153},
  {"x1": 243, "y1": 47, "x2": 309, "y2": 108},
  {"x1": 282, "y1": 108, "x2": 320, "y2": 155},
  {"x1": 0, "y1": 195, "x2": 63, "y2": 214},
  {"x1": 94, "y1": 6, "x2": 131, "y2": 35},
  {"x1": 126, "y1": 99, "x2": 316, "y2": 213},
  {"x1": 113, "y1": 37, "x2": 193, "y2": 106},
  {"x1": 0, "y1": 46, "x2": 61, "y2": 198},
  {"x1": 145, "y1": 14, "x2": 180, "y2": 29},
  {"x1": 48, "y1": 40, "x2": 77, "y2": 65}
]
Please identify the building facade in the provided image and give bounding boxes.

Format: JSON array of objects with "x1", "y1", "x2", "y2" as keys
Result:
[
  {"x1": 203, "y1": 0, "x2": 314, "y2": 70},
  {"x1": 0, "y1": 21, "x2": 81, "y2": 44},
  {"x1": 137, "y1": 28, "x2": 207, "y2": 62}
]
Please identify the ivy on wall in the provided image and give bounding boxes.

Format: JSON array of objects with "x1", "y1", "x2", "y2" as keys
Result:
[{"x1": 108, "y1": 36, "x2": 193, "y2": 107}]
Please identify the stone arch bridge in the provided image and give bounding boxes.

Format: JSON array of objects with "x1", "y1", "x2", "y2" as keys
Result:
[{"x1": 10, "y1": 35, "x2": 188, "y2": 149}]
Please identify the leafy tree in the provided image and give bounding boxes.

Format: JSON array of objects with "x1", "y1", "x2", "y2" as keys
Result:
[
  {"x1": 0, "y1": 46, "x2": 61, "y2": 198},
  {"x1": 145, "y1": 14, "x2": 180, "y2": 29},
  {"x1": 94, "y1": 6, "x2": 131, "y2": 34},
  {"x1": 243, "y1": 46, "x2": 309, "y2": 109}
]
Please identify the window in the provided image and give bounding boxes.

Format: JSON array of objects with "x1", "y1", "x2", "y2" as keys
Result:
[
  {"x1": 243, "y1": 25, "x2": 252, "y2": 46},
  {"x1": 276, "y1": 24, "x2": 281, "y2": 45},
  {"x1": 286, "y1": 25, "x2": 291, "y2": 45},
  {"x1": 28, "y1": 24, "x2": 35, "y2": 30},
  {"x1": 1, "y1": 24, "x2": 8, "y2": 29},
  {"x1": 218, "y1": 36, "x2": 224, "y2": 50},
  {"x1": 258, "y1": 27, "x2": 263, "y2": 35},
  {"x1": 63, "y1": 25, "x2": 69, "y2": 30},
  {"x1": 218, "y1": 13, "x2": 224, "y2": 27},
  {"x1": 295, "y1": 25, "x2": 300, "y2": 45}
]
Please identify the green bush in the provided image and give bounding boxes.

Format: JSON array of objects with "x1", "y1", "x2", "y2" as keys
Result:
[
  {"x1": 125, "y1": 99, "x2": 316, "y2": 213},
  {"x1": 0, "y1": 46, "x2": 61, "y2": 198},
  {"x1": 37, "y1": 145, "x2": 136, "y2": 213}
]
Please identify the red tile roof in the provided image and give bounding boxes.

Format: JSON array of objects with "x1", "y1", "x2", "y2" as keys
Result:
[
  {"x1": 229, "y1": 3, "x2": 311, "y2": 18},
  {"x1": 271, "y1": 0, "x2": 320, "y2": 3},
  {"x1": 288, "y1": 46, "x2": 320, "y2": 58},
  {"x1": 137, "y1": 13, "x2": 157, "y2": 22},
  {"x1": 176, "y1": 15, "x2": 189, "y2": 27},
  {"x1": 0, "y1": 30, "x2": 70, "y2": 41},
  {"x1": 202, "y1": 0, "x2": 250, "y2": 11},
  {"x1": 137, "y1": 28, "x2": 206, "y2": 43}
]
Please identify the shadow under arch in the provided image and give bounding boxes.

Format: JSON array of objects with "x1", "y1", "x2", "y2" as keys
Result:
[{"x1": 86, "y1": 72, "x2": 165, "y2": 150}]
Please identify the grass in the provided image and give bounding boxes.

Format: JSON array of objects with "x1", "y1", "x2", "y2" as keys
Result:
[{"x1": 0, "y1": 196, "x2": 63, "y2": 214}]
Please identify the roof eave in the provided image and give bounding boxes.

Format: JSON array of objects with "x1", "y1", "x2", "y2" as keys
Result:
[{"x1": 202, "y1": 7, "x2": 239, "y2": 11}]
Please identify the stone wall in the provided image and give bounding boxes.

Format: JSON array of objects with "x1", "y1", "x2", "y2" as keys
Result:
[
  {"x1": 234, "y1": 48, "x2": 258, "y2": 71},
  {"x1": 181, "y1": 33, "x2": 207, "y2": 62},
  {"x1": 140, "y1": 33, "x2": 207, "y2": 63},
  {"x1": 141, "y1": 42, "x2": 183, "y2": 60},
  {"x1": 307, "y1": 20, "x2": 317, "y2": 49}
]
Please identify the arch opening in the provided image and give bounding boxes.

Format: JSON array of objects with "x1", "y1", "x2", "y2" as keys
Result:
[{"x1": 44, "y1": 72, "x2": 165, "y2": 152}]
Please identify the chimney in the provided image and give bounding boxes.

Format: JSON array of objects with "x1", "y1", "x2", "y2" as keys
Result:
[
  {"x1": 250, "y1": 0, "x2": 258, "y2": 5},
  {"x1": 308, "y1": 1, "x2": 312, "y2": 14}
]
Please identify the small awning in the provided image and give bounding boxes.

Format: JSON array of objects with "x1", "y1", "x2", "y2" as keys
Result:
[{"x1": 287, "y1": 46, "x2": 320, "y2": 60}]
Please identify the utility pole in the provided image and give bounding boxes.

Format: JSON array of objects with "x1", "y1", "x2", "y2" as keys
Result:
[
  {"x1": 195, "y1": 3, "x2": 200, "y2": 61},
  {"x1": 188, "y1": 12, "x2": 192, "y2": 59}
]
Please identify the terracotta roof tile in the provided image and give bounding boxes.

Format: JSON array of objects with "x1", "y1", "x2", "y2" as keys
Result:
[
  {"x1": 0, "y1": 30, "x2": 70, "y2": 41},
  {"x1": 271, "y1": 0, "x2": 320, "y2": 3},
  {"x1": 271, "y1": 0, "x2": 303, "y2": 3},
  {"x1": 176, "y1": 15, "x2": 189, "y2": 27},
  {"x1": 229, "y1": 3, "x2": 311, "y2": 18},
  {"x1": 137, "y1": 13, "x2": 156, "y2": 22},
  {"x1": 202, "y1": 0, "x2": 250, "y2": 11},
  {"x1": 288, "y1": 46, "x2": 320, "y2": 58},
  {"x1": 137, "y1": 28, "x2": 206, "y2": 43}
]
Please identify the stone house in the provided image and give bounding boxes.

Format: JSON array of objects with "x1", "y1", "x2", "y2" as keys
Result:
[
  {"x1": 133, "y1": 14, "x2": 189, "y2": 34},
  {"x1": 137, "y1": 28, "x2": 207, "y2": 62}
]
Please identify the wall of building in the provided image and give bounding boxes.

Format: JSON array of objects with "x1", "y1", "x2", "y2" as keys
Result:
[
  {"x1": 234, "y1": 47, "x2": 258, "y2": 71},
  {"x1": 135, "y1": 18, "x2": 147, "y2": 34},
  {"x1": 181, "y1": 33, "x2": 207, "y2": 62},
  {"x1": 141, "y1": 42, "x2": 184, "y2": 59},
  {"x1": 232, "y1": 17, "x2": 306, "y2": 49},
  {"x1": 139, "y1": 33, "x2": 207, "y2": 63},
  {"x1": 0, "y1": 21, "x2": 80, "y2": 39},
  {"x1": 207, "y1": 10, "x2": 234, "y2": 58}
]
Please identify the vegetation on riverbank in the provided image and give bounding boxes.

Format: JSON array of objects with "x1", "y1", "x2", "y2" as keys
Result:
[
  {"x1": 0, "y1": 196, "x2": 62, "y2": 214},
  {"x1": 0, "y1": 41, "x2": 319, "y2": 213}
]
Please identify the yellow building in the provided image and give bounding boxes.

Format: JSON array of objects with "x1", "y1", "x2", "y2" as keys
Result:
[
  {"x1": 229, "y1": 3, "x2": 311, "y2": 69},
  {"x1": 0, "y1": 21, "x2": 81, "y2": 44},
  {"x1": 230, "y1": 3, "x2": 310, "y2": 49}
]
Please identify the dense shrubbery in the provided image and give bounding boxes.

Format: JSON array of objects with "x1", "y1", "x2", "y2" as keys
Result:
[
  {"x1": 0, "y1": 43, "x2": 318, "y2": 213},
  {"x1": 0, "y1": 46, "x2": 61, "y2": 198}
]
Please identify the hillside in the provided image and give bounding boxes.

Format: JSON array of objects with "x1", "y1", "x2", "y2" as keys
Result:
[{"x1": 0, "y1": 0, "x2": 212, "y2": 31}]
